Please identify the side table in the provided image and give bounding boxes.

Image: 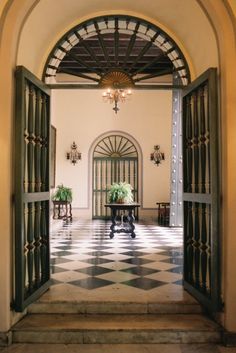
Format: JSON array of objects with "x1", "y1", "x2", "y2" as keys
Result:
[
  {"x1": 105, "y1": 203, "x2": 140, "y2": 238},
  {"x1": 52, "y1": 200, "x2": 72, "y2": 221}
]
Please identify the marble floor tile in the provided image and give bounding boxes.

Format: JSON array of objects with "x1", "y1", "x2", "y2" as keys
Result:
[
  {"x1": 51, "y1": 270, "x2": 89, "y2": 283},
  {"x1": 97, "y1": 270, "x2": 139, "y2": 282},
  {"x1": 48, "y1": 219, "x2": 202, "y2": 301},
  {"x1": 146, "y1": 270, "x2": 182, "y2": 283},
  {"x1": 55, "y1": 261, "x2": 93, "y2": 270}
]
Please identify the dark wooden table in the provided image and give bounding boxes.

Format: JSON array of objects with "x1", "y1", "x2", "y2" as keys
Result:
[
  {"x1": 52, "y1": 200, "x2": 72, "y2": 221},
  {"x1": 105, "y1": 203, "x2": 140, "y2": 238}
]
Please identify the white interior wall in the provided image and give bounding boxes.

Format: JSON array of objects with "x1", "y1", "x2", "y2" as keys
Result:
[{"x1": 51, "y1": 89, "x2": 172, "y2": 218}]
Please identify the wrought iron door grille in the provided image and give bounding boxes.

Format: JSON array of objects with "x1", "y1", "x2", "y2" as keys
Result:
[
  {"x1": 93, "y1": 135, "x2": 139, "y2": 219},
  {"x1": 14, "y1": 66, "x2": 51, "y2": 311},
  {"x1": 182, "y1": 68, "x2": 221, "y2": 312},
  {"x1": 184, "y1": 201, "x2": 211, "y2": 297}
]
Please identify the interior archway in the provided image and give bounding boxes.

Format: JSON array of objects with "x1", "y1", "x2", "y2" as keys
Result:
[
  {"x1": 14, "y1": 5, "x2": 220, "y2": 314},
  {"x1": 46, "y1": 13, "x2": 188, "y2": 313}
]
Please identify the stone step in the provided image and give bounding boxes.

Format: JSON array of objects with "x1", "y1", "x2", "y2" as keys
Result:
[
  {"x1": 12, "y1": 313, "x2": 222, "y2": 344},
  {"x1": 0, "y1": 343, "x2": 226, "y2": 353},
  {"x1": 28, "y1": 300, "x2": 203, "y2": 315}
]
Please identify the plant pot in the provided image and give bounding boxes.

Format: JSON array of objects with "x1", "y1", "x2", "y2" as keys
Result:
[{"x1": 117, "y1": 198, "x2": 125, "y2": 204}]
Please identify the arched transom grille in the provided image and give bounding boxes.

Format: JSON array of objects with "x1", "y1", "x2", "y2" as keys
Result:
[
  {"x1": 93, "y1": 135, "x2": 138, "y2": 158},
  {"x1": 44, "y1": 15, "x2": 190, "y2": 86}
]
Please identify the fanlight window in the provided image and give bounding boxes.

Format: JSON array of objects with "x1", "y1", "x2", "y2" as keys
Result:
[
  {"x1": 93, "y1": 135, "x2": 138, "y2": 158},
  {"x1": 44, "y1": 15, "x2": 190, "y2": 87}
]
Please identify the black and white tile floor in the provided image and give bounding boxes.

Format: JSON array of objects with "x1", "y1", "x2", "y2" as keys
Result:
[{"x1": 50, "y1": 219, "x2": 183, "y2": 292}]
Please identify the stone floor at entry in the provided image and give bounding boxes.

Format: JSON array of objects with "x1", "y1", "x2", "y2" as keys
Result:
[
  {"x1": 1, "y1": 343, "x2": 236, "y2": 353},
  {"x1": 2, "y1": 220, "x2": 236, "y2": 352},
  {"x1": 46, "y1": 218, "x2": 193, "y2": 303}
]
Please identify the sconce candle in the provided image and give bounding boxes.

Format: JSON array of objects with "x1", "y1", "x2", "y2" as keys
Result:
[
  {"x1": 66, "y1": 142, "x2": 81, "y2": 165},
  {"x1": 150, "y1": 145, "x2": 165, "y2": 166}
]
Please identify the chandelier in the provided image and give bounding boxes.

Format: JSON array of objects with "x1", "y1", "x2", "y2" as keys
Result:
[
  {"x1": 102, "y1": 88, "x2": 132, "y2": 114},
  {"x1": 100, "y1": 71, "x2": 133, "y2": 114}
]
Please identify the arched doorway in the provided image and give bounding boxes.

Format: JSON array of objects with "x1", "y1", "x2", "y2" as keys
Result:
[
  {"x1": 13, "y1": 13, "x2": 220, "y2": 318},
  {"x1": 1, "y1": 0, "x2": 236, "y2": 342},
  {"x1": 92, "y1": 134, "x2": 139, "y2": 219}
]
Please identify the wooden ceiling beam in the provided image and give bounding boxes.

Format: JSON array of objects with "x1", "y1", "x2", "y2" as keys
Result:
[
  {"x1": 131, "y1": 56, "x2": 172, "y2": 76},
  {"x1": 65, "y1": 47, "x2": 102, "y2": 76},
  {"x1": 48, "y1": 83, "x2": 184, "y2": 90},
  {"x1": 58, "y1": 68, "x2": 100, "y2": 82},
  {"x1": 94, "y1": 21, "x2": 112, "y2": 67},
  {"x1": 74, "y1": 31, "x2": 102, "y2": 68},
  {"x1": 114, "y1": 18, "x2": 119, "y2": 65},
  {"x1": 123, "y1": 22, "x2": 140, "y2": 67},
  {"x1": 133, "y1": 69, "x2": 173, "y2": 82}
]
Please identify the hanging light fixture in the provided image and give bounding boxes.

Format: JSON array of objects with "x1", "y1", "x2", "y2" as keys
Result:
[
  {"x1": 150, "y1": 145, "x2": 165, "y2": 166},
  {"x1": 66, "y1": 142, "x2": 81, "y2": 165},
  {"x1": 102, "y1": 88, "x2": 132, "y2": 114},
  {"x1": 100, "y1": 71, "x2": 133, "y2": 114}
]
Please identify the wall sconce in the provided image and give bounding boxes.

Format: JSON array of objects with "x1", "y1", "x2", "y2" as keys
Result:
[
  {"x1": 150, "y1": 145, "x2": 165, "y2": 166},
  {"x1": 66, "y1": 142, "x2": 81, "y2": 165}
]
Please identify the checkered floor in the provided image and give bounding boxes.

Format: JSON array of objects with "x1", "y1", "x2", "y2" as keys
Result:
[{"x1": 50, "y1": 219, "x2": 183, "y2": 291}]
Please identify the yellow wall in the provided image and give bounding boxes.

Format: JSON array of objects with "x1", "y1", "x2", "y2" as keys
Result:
[{"x1": 0, "y1": 0, "x2": 235, "y2": 336}]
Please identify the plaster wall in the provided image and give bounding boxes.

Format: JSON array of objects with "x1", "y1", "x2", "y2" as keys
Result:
[
  {"x1": 198, "y1": 0, "x2": 236, "y2": 334},
  {"x1": 51, "y1": 89, "x2": 172, "y2": 218},
  {"x1": 0, "y1": 0, "x2": 40, "y2": 337}
]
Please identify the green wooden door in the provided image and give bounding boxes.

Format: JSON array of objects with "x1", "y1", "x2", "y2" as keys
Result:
[
  {"x1": 182, "y1": 68, "x2": 221, "y2": 312},
  {"x1": 14, "y1": 66, "x2": 51, "y2": 311}
]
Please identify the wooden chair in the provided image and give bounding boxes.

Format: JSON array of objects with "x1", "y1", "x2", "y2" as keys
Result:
[{"x1": 156, "y1": 202, "x2": 170, "y2": 226}]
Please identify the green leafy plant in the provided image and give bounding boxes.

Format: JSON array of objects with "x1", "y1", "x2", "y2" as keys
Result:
[
  {"x1": 52, "y1": 184, "x2": 73, "y2": 202},
  {"x1": 108, "y1": 182, "x2": 133, "y2": 203}
]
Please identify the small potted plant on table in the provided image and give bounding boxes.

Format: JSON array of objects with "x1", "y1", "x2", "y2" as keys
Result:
[{"x1": 108, "y1": 182, "x2": 133, "y2": 204}]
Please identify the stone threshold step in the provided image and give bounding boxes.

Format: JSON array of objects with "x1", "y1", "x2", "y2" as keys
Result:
[
  {"x1": 12, "y1": 314, "x2": 222, "y2": 344},
  {"x1": 0, "y1": 343, "x2": 227, "y2": 353},
  {"x1": 28, "y1": 301, "x2": 203, "y2": 314}
]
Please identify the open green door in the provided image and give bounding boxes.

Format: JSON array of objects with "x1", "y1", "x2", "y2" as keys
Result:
[
  {"x1": 14, "y1": 66, "x2": 51, "y2": 312},
  {"x1": 182, "y1": 68, "x2": 221, "y2": 313}
]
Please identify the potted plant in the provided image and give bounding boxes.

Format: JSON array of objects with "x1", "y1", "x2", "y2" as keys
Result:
[
  {"x1": 52, "y1": 184, "x2": 73, "y2": 202},
  {"x1": 108, "y1": 182, "x2": 133, "y2": 204}
]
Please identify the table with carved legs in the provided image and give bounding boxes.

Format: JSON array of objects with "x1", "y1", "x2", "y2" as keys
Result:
[
  {"x1": 52, "y1": 201, "x2": 72, "y2": 221},
  {"x1": 105, "y1": 203, "x2": 140, "y2": 238}
]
